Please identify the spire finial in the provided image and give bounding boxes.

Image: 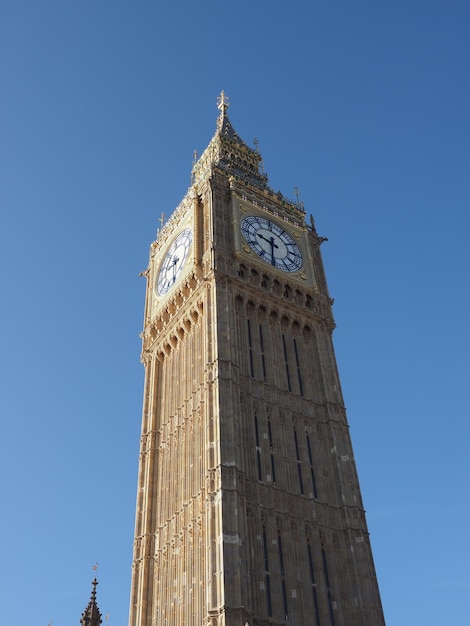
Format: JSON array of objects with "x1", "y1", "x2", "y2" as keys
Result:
[
  {"x1": 156, "y1": 212, "x2": 165, "y2": 239},
  {"x1": 217, "y1": 90, "x2": 229, "y2": 115},
  {"x1": 80, "y1": 576, "x2": 103, "y2": 626},
  {"x1": 294, "y1": 186, "x2": 304, "y2": 210},
  {"x1": 254, "y1": 137, "x2": 266, "y2": 176},
  {"x1": 191, "y1": 150, "x2": 198, "y2": 184}
]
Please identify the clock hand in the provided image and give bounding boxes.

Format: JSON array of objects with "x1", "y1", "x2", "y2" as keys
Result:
[
  {"x1": 171, "y1": 256, "x2": 180, "y2": 282},
  {"x1": 257, "y1": 233, "x2": 279, "y2": 265},
  {"x1": 270, "y1": 238, "x2": 276, "y2": 265},
  {"x1": 257, "y1": 232, "x2": 273, "y2": 245},
  {"x1": 257, "y1": 233, "x2": 279, "y2": 249}
]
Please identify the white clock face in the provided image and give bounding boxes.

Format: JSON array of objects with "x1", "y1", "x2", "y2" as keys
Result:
[
  {"x1": 156, "y1": 228, "x2": 193, "y2": 296},
  {"x1": 240, "y1": 216, "x2": 303, "y2": 272}
]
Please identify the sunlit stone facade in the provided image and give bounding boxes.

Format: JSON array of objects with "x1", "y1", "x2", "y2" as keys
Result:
[{"x1": 128, "y1": 94, "x2": 385, "y2": 626}]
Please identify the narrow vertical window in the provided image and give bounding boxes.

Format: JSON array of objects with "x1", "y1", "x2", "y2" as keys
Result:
[
  {"x1": 293, "y1": 338, "x2": 304, "y2": 396},
  {"x1": 266, "y1": 575, "x2": 272, "y2": 617},
  {"x1": 263, "y1": 527, "x2": 269, "y2": 570},
  {"x1": 322, "y1": 547, "x2": 336, "y2": 626},
  {"x1": 254, "y1": 413, "x2": 262, "y2": 481},
  {"x1": 259, "y1": 324, "x2": 267, "y2": 381},
  {"x1": 268, "y1": 418, "x2": 276, "y2": 484},
  {"x1": 306, "y1": 433, "x2": 318, "y2": 498},
  {"x1": 278, "y1": 532, "x2": 288, "y2": 618},
  {"x1": 263, "y1": 527, "x2": 272, "y2": 616},
  {"x1": 294, "y1": 428, "x2": 304, "y2": 494},
  {"x1": 282, "y1": 334, "x2": 292, "y2": 392},
  {"x1": 247, "y1": 319, "x2": 254, "y2": 377},
  {"x1": 307, "y1": 543, "x2": 320, "y2": 625},
  {"x1": 281, "y1": 580, "x2": 288, "y2": 620},
  {"x1": 278, "y1": 533, "x2": 285, "y2": 575}
]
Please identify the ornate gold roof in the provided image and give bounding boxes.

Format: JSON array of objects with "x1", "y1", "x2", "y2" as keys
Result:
[{"x1": 191, "y1": 91, "x2": 268, "y2": 191}]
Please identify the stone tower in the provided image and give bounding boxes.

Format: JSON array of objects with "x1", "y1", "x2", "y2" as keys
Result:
[{"x1": 129, "y1": 93, "x2": 385, "y2": 626}]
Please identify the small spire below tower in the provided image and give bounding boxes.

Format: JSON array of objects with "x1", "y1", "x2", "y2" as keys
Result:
[{"x1": 80, "y1": 578, "x2": 102, "y2": 626}]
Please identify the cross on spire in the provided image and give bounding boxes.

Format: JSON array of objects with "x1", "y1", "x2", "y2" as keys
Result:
[
  {"x1": 217, "y1": 90, "x2": 229, "y2": 115},
  {"x1": 80, "y1": 578, "x2": 102, "y2": 626}
]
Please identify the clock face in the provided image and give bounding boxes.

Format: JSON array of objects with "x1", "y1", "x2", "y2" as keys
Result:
[
  {"x1": 240, "y1": 216, "x2": 303, "y2": 272},
  {"x1": 156, "y1": 228, "x2": 193, "y2": 296}
]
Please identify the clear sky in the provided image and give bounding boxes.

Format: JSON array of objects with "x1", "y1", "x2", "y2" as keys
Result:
[{"x1": 1, "y1": 1, "x2": 469, "y2": 624}]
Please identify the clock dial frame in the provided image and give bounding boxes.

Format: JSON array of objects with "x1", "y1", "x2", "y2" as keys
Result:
[
  {"x1": 156, "y1": 228, "x2": 193, "y2": 296},
  {"x1": 240, "y1": 215, "x2": 303, "y2": 272}
]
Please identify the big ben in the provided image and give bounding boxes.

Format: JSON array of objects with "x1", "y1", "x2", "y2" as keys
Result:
[{"x1": 129, "y1": 93, "x2": 385, "y2": 626}]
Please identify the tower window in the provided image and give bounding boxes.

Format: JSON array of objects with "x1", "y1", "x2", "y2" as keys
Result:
[
  {"x1": 281, "y1": 579, "x2": 288, "y2": 620},
  {"x1": 263, "y1": 527, "x2": 269, "y2": 571},
  {"x1": 263, "y1": 527, "x2": 272, "y2": 617},
  {"x1": 294, "y1": 428, "x2": 304, "y2": 494},
  {"x1": 278, "y1": 532, "x2": 285, "y2": 575},
  {"x1": 307, "y1": 543, "x2": 320, "y2": 624},
  {"x1": 293, "y1": 338, "x2": 304, "y2": 397},
  {"x1": 277, "y1": 532, "x2": 288, "y2": 618},
  {"x1": 265, "y1": 575, "x2": 272, "y2": 617},
  {"x1": 322, "y1": 547, "x2": 336, "y2": 626},
  {"x1": 254, "y1": 413, "x2": 262, "y2": 481},
  {"x1": 259, "y1": 325, "x2": 267, "y2": 381},
  {"x1": 268, "y1": 417, "x2": 276, "y2": 484},
  {"x1": 247, "y1": 319, "x2": 255, "y2": 378},
  {"x1": 282, "y1": 334, "x2": 292, "y2": 392},
  {"x1": 306, "y1": 433, "x2": 318, "y2": 499},
  {"x1": 257, "y1": 451, "x2": 262, "y2": 481}
]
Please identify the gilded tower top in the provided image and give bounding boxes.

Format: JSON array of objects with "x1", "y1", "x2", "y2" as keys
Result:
[
  {"x1": 190, "y1": 93, "x2": 306, "y2": 221},
  {"x1": 191, "y1": 91, "x2": 268, "y2": 191}
]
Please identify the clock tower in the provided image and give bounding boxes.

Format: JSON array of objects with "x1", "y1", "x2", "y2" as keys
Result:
[{"x1": 129, "y1": 93, "x2": 385, "y2": 626}]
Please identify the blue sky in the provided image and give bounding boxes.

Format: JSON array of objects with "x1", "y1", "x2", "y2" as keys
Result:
[{"x1": 1, "y1": 1, "x2": 469, "y2": 624}]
